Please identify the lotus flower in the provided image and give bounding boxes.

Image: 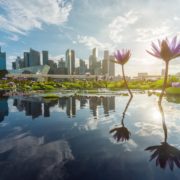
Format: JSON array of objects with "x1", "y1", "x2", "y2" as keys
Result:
[
  {"x1": 112, "y1": 49, "x2": 133, "y2": 97},
  {"x1": 113, "y1": 49, "x2": 131, "y2": 65},
  {"x1": 147, "y1": 36, "x2": 180, "y2": 103},
  {"x1": 146, "y1": 36, "x2": 180, "y2": 62},
  {"x1": 110, "y1": 126, "x2": 131, "y2": 142}
]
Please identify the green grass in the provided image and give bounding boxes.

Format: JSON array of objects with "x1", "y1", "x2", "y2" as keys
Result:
[{"x1": 166, "y1": 87, "x2": 180, "y2": 95}]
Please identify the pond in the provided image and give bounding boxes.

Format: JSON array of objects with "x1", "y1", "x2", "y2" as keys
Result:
[{"x1": 0, "y1": 93, "x2": 180, "y2": 180}]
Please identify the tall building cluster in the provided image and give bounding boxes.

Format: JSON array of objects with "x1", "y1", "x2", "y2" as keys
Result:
[
  {"x1": 88, "y1": 48, "x2": 115, "y2": 76},
  {"x1": 12, "y1": 48, "x2": 48, "y2": 70},
  {"x1": 1, "y1": 46, "x2": 115, "y2": 76},
  {"x1": 9, "y1": 96, "x2": 115, "y2": 120}
]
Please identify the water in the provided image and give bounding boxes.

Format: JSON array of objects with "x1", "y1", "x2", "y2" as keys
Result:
[{"x1": 0, "y1": 94, "x2": 180, "y2": 180}]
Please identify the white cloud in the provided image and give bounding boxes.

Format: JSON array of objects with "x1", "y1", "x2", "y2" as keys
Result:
[
  {"x1": 0, "y1": 0, "x2": 72, "y2": 35},
  {"x1": 8, "y1": 34, "x2": 19, "y2": 41},
  {"x1": 108, "y1": 10, "x2": 139, "y2": 43},
  {"x1": 136, "y1": 24, "x2": 171, "y2": 42},
  {"x1": 77, "y1": 35, "x2": 113, "y2": 51}
]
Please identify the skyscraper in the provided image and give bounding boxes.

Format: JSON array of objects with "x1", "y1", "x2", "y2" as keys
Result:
[
  {"x1": 0, "y1": 47, "x2": 6, "y2": 70},
  {"x1": 109, "y1": 55, "x2": 115, "y2": 76},
  {"x1": 79, "y1": 59, "x2": 87, "y2": 74},
  {"x1": 15, "y1": 56, "x2": 24, "y2": 69},
  {"x1": 42, "y1": 50, "x2": 48, "y2": 65},
  {"x1": 65, "y1": 49, "x2": 75, "y2": 75},
  {"x1": 92, "y1": 48, "x2": 98, "y2": 57},
  {"x1": 102, "y1": 51, "x2": 115, "y2": 76},
  {"x1": 29, "y1": 48, "x2": 40, "y2": 67},
  {"x1": 24, "y1": 52, "x2": 30, "y2": 67},
  {"x1": 102, "y1": 50, "x2": 109, "y2": 75},
  {"x1": 89, "y1": 48, "x2": 99, "y2": 75}
]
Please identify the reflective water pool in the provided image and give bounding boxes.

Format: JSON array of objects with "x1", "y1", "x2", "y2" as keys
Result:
[{"x1": 0, "y1": 94, "x2": 180, "y2": 180}]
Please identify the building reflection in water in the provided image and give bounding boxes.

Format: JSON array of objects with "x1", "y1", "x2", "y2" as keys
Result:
[
  {"x1": 12, "y1": 96, "x2": 115, "y2": 120},
  {"x1": 89, "y1": 96, "x2": 102, "y2": 117},
  {"x1": 145, "y1": 102, "x2": 180, "y2": 170},
  {"x1": 110, "y1": 96, "x2": 133, "y2": 142},
  {"x1": 89, "y1": 96, "x2": 115, "y2": 118},
  {"x1": 44, "y1": 100, "x2": 59, "y2": 117},
  {"x1": 13, "y1": 98, "x2": 59, "y2": 119},
  {"x1": 0, "y1": 97, "x2": 9, "y2": 122},
  {"x1": 66, "y1": 96, "x2": 76, "y2": 118}
]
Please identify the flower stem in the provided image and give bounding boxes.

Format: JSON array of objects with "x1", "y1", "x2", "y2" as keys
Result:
[
  {"x1": 121, "y1": 96, "x2": 133, "y2": 127},
  {"x1": 158, "y1": 101, "x2": 167, "y2": 143},
  {"x1": 158, "y1": 61, "x2": 169, "y2": 103},
  {"x1": 121, "y1": 65, "x2": 133, "y2": 97}
]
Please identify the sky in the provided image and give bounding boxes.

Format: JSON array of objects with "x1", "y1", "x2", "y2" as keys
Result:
[{"x1": 0, "y1": 0, "x2": 180, "y2": 76}]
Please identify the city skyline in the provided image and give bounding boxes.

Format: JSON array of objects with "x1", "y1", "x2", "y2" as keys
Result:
[{"x1": 0, "y1": 0, "x2": 180, "y2": 76}]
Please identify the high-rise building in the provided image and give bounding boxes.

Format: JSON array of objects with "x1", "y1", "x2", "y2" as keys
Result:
[
  {"x1": 58, "y1": 58, "x2": 66, "y2": 68},
  {"x1": 48, "y1": 60, "x2": 58, "y2": 74},
  {"x1": 65, "y1": 49, "x2": 75, "y2": 75},
  {"x1": 89, "y1": 48, "x2": 100, "y2": 75},
  {"x1": 109, "y1": 55, "x2": 115, "y2": 76},
  {"x1": 29, "y1": 48, "x2": 40, "y2": 67},
  {"x1": 102, "y1": 50, "x2": 109, "y2": 75},
  {"x1": 92, "y1": 48, "x2": 98, "y2": 57},
  {"x1": 0, "y1": 47, "x2": 6, "y2": 70},
  {"x1": 56, "y1": 58, "x2": 66, "y2": 74},
  {"x1": 79, "y1": 59, "x2": 87, "y2": 74},
  {"x1": 12, "y1": 62, "x2": 16, "y2": 70},
  {"x1": 15, "y1": 56, "x2": 24, "y2": 69},
  {"x1": 24, "y1": 52, "x2": 30, "y2": 67},
  {"x1": 42, "y1": 51, "x2": 48, "y2": 65},
  {"x1": 102, "y1": 51, "x2": 115, "y2": 76}
]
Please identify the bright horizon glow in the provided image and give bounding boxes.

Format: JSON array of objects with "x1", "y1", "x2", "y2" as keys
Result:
[{"x1": 0, "y1": 0, "x2": 180, "y2": 76}]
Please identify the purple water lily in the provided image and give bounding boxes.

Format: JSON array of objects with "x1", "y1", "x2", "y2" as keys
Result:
[
  {"x1": 114, "y1": 49, "x2": 131, "y2": 65},
  {"x1": 113, "y1": 49, "x2": 133, "y2": 97},
  {"x1": 147, "y1": 36, "x2": 180, "y2": 103},
  {"x1": 146, "y1": 36, "x2": 180, "y2": 62}
]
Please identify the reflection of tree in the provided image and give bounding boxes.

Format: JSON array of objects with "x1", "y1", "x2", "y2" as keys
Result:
[
  {"x1": 110, "y1": 96, "x2": 133, "y2": 142},
  {"x1": 145, "y1": 102, "x2": 180, "y2": 170}
]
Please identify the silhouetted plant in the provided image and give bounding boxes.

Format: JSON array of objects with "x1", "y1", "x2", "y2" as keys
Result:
[
  {"x1": 110, "y1": 96, "x2": 133, "y2": 142},
  {"x1": 145, "y1": 102, "x2": 180, "y2": 170}
]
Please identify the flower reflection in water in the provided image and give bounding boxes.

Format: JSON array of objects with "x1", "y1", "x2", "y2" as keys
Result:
[
  {"x1": 145, "y1": 102, "x2": 180, "y2": 170},
  {"x1": 110, "y1": 96, "x2": 133, "y2": 142}
]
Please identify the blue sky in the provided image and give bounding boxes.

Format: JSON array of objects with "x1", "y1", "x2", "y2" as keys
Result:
[{"x1": 0, "y1": 0, "x2": 180, "y2": 76}]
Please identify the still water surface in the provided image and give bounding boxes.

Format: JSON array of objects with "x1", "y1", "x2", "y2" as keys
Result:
[{"x1": 0, "y1": 94, "x2": 180, "y2": 180}]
